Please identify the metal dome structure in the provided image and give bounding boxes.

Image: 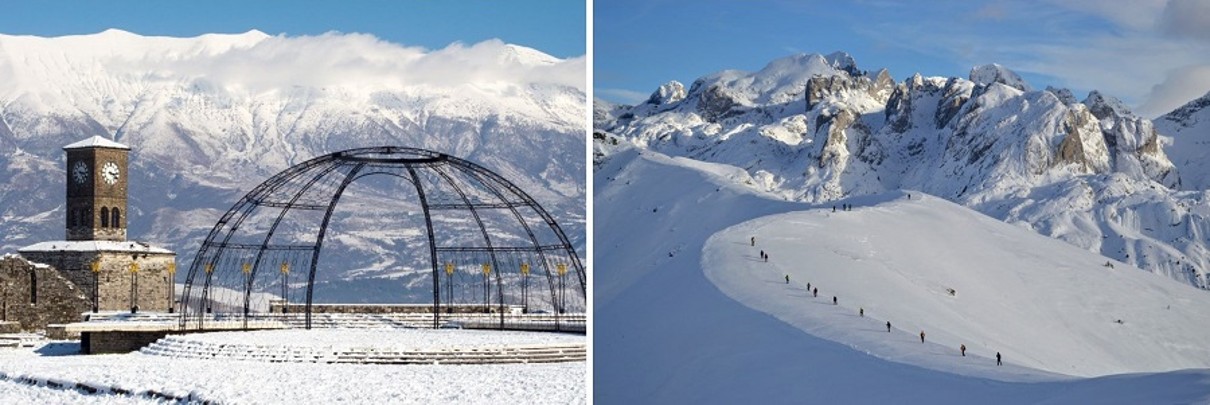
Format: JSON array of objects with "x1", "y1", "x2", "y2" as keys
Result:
[{"x1": 178, "y1": 147, "x2": 585, "y2": 329}]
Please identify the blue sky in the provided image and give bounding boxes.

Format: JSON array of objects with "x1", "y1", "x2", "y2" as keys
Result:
[
  {"x1": 595, "y1": 0, "x2": 1210, "y2": 118},
  {"x1": 0, "y1": 0, "x2": 585, "y2": 58}
]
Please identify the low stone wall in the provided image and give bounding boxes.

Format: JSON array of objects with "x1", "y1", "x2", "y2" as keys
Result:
[
  {"x1": 81, "y1": 323, "x2": 284, "y2": 354},
  {"x1": 45, "y1": 324, "x2": 76, "y2": 340},
  {"x1": 82, "y1": 330, "x2": 172, "y2": 354},
  {"x1": 0, "y1": 255, "x2": 91, "y2": 331}
]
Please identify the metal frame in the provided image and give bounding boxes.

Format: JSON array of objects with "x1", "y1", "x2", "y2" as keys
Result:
[{"x1": 178, "y1": 147, "x2": 585, "y2": 330}]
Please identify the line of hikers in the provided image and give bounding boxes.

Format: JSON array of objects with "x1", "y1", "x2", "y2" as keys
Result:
[
  {"x1": 759, "y1": 234, "x2": 1004, "y2": 367},
  {"x1": 832, "y1": 204, "x2": 854, "y2": 213}
]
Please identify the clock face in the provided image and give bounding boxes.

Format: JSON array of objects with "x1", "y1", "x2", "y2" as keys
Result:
[
  {"x1": 101, "y1": 162, "x2": 120, "y2": 185},
  {"x1": 72, "y1": 161, "x2": 89, "y2": 184}
]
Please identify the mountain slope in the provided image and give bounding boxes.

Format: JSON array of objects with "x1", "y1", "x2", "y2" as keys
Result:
[
  {"x1": 594, "y1": 146, "x2": 1210, "y2": 402},
  {"x1": 0, "y1": 31, "x2": 585, "y2": 303},
  {"x1": 1156, "y1": 91, "x2": 1210, "y2": 190},
  {"x1": 597, "y1": 52, "x2": 1209, "y2": 291}
]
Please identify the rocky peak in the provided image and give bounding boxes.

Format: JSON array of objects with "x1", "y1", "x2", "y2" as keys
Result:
[
  {"x1": 824, "y1": 51, "x2": 862, "y2": 77},
  {"x1": 696, "y1": 82, "x2": 741, "y2": 123},
  {"x1": 1083, "y1": 90, "x2": 1136, "y2": 121},
  {"x1": 1159, "y1": 90, "x2": 1210, "y2": 126},
  {"x1": 806, "y1": 74, "x2": 853, "y2": 108},
  {"x1": 646, "y1": 81, "x2": 687, "y2": 106},
  {"x1": 936, "y1": 78, "x2": 973, "y2": 129},
  {"x1": 1045, "y1": 86, "x2": 1078, "y2": 105},
  {"x1": 969, "y1": 63, "x2": 1031, "y2": 92}
]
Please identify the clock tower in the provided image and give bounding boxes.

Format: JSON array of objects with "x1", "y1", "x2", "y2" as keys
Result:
[{"x1": 64, "y1": 136, "x2": 130, "y2": 241}]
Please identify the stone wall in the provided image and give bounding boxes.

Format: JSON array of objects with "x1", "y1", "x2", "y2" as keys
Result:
[
  {"x1": 18, "y1": 250, "x2": 175, "y2": 313},
  {"x1": 82, "y1": 330, "x2": 170, "y2": 354},
  {"x1": 0, "y1": 255, "x2": 91, "y2": 331},
  {"x1": 268, "y1": 301, "x2": 521, "y2": 314}
]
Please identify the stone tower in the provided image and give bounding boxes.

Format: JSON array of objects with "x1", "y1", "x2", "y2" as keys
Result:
[
  {"x1": 14, "y1": 135, "x2": 176, "y2": 316},
  {"x1": 64, "y1": 136, "x2": 130, "y2": 241}
]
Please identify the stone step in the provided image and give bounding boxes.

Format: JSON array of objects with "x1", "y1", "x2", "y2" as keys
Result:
[{"x1": 140, "y1": 336, "x2": 585, "y2": 365}]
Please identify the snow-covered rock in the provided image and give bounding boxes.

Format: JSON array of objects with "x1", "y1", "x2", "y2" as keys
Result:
[{"x1": 969, "y1": 63, "x2": 1032, "y2": 92}]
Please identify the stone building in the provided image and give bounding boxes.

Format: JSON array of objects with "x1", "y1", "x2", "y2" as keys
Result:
[
  {"x1": 0, "y1": 136, "x2": 176, "y2": 331},
  {"x1": 0, "y1": 255, "x2": 91, "y2": 331},
  {"x1": 19, "y1": 241, "x2": 175, "y2": 313}
]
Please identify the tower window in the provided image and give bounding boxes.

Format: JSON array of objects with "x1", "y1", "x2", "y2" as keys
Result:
[
  {"x1": 112, "y1": 208, "x2": 120, "y2": 228},
  {"x1": 100, "y1": 207, "x2": 110, "y2": 228},
  {"x1": 84, "y1": 208, "x2": 92, "y2": 227},
  {"x1": 30, "y1": 270, "x2": 37, "y2": 304},
  {"x1": 69, "y1": 209, "x2": 76, "y2": 227}
]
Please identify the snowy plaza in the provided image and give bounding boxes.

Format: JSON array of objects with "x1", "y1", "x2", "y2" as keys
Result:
[{"x1": 0, "y1": 328, "x2": 585, "y2": 403}]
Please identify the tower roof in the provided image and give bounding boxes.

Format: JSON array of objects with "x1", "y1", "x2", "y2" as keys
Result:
[{"x1": 63, "y1": 135, "x2": 130, "y2": 150}]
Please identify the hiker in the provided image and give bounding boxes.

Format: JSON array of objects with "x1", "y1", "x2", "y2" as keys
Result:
[
  {"x1": 960, "y1": 344, "x2": 966, "y2": 357},
  {"x1": 996, "y1": 352, "x2": 1002, "y2": 366},
  {"x1": 807, "y1": 282, "x2": 811, "y2": 291},
  {"x1": 751, "y1": 236, "x2": 755, "y2": 246},
  {"x1": 785, "y1": 274, "x2": 790, "y2": 284},
  {"x1": 764, "y1": 252, "x2": 769, "y2": 263},
  {"x1": 908, "y1": 193, "x2": 912, "y2": 200},
  {"x1": 859, "y1": 307, "x2": 864, "y2": 317},
  {"x1": 813, "y1": 288, "x2": 818, "y2": 297},
  {"x1": 832, "y1": 296, "x2": 837, "y2": 305},
  {"x1": 920, "y1": 330, "x2": 926, "y2": 343},
  {"x1": 886, "y1": 321, "x2": 891, "y2": 332}
]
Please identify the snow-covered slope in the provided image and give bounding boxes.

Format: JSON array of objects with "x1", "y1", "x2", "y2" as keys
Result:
[
  {"x1": 597, "y1": 52, "x2": 1209, "y2": 290},
  {"x1": 595, "y1": 147, "x2": 1210, "y2": 402},
  {"x1": 0, "y1": 31, "x2": 585, "y2": 302},
  {"x1": 1156, "y1": 91, "x2": 1210, "y2": 190}
]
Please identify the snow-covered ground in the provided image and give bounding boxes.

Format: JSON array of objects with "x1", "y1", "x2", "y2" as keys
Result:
[
  {"x1": 705, "y1": 194, "x2": 1210, "y2": 378},
  {"x1": 0, "y1": 329, "x2": 585, "y2": 403},
  {"x1": 595, "y1": 148, "x2": 1210, "y2": 403},
  {"x1": 0, "y1": 378, "x2": 154, "y2": 404}
]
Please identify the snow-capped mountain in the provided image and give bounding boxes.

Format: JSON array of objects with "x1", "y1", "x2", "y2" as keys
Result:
[
  {"x1": 596, "y1": 52, "x2": 1210, "y2": 290},
  {"x1": 1156, "y1": 91, "x2": 1210, "y2": 190},
  {"x1": 0, "y1": 30, "x2": 586, "y2": 304}
]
